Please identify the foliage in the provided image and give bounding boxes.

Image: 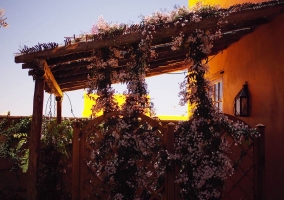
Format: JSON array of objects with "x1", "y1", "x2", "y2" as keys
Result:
[
  {"x1": 86, "y1": 33, "x2": 166, "y2": 199},
  {"x1": 171, "y1": 25, "x2": 258, "y2": 200},
  {"x1": 41, "y1": 118, "x2": 73, "y2": 159},
  {"x1": 9, "y1": 1, "x2": 265, "y2": 199},
  {"x1": 0, "y1": 116, "x2": 73, "y2": 199},
  {"x1": 38, "y1": 118, "x2": 73, "y2": 200},
  {"x1": 0, "y1": 116, "x2": 31, "y2": 172},
  {"x1": 84, "y1": 2, "x2": 260, "y2": 200},
  {"x1": 86, "y1": 115, "x2": 166, "y2": 199}
]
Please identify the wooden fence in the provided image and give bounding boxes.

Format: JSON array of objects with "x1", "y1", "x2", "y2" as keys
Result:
[
  {"x1": 71, "y1": 112, "x2": 265, "y2": 200},
  {"x1": 0, "y1": 115, "x2": 265, "y2": 200}
]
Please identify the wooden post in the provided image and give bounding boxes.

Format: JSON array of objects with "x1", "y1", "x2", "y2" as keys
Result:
[
  {"x1": 79, "y1": 126, "x2": 85, "y2": 200},
  {"x1": 72, "y1": 122, "x2": 80, "y2": 200},
  {"x1": 56, "y1": 96, "x2": 62, "y2": 124},
  {"x1": 254, "y1": 124, "x2": 266, "y2": 200},
  {"x1": 166, "y1": 122, "x2": 176, "y2": 200},
  {"x1": 27, "y1": 75, "x2": 45, "y2": 200}
]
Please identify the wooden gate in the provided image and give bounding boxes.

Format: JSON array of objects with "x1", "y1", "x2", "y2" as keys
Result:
[
  {"x1": 72, "y1": 111, "x2": 176, "y2": 200},
  {"x1": 72, "y1": 113, "x2": 265, "y2": 200}
]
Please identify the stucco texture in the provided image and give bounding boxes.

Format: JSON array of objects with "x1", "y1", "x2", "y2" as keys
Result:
[{"x1": 207, "y1": 13, "x2": 284, "y2": 199}]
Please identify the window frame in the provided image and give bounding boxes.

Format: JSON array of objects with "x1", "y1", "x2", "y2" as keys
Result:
[{"x1": 208, "y1": 71, "x2": 224, "y2": 112}]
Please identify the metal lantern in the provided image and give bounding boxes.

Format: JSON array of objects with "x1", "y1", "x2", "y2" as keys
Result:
[{"x1": 234, "y1": 82, "x2": 249, "y2": 117}]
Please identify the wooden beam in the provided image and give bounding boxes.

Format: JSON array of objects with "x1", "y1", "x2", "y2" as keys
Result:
[
  {"x1": 57, "y1": 73, "x2": 89, "y2": 85},
  {"x1": 62, "y1": 85, "x2": 88, "y2": 92},
  {"x1": 41, "y1": 60, "x2": 63, "y2": 97},
  {"x1": 53, "y1": 66, "x2": 91, "y2": 78},
  {"x1": 15, "y1": 4, "x2": 284, "y2": 64},
  {"x1": 60, "y1": 82, "x2": 88, "y2": 91},
  {"x1": 58, "y1": 61, "x2": 188, "y2": 91},
  {"x1": 55, "y1": 96, "x2": 62, "y2": 124},
  {"x1": 26, "y1": 60, "x2": 63, "y2": 97},
  {"x1": 147, "y1": 61, "x2": 189, "y2": 76},
  {"x1": 52, "y1": 60, "x2": 91, "y2": 72},
  {"x1": 27, "y1": 75, "x2": 45, "y2": 200}
]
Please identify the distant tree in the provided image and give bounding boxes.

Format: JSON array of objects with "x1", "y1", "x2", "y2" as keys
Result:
[{"x1": 0, "y1": 8, "x2": 8, "y2": 28}]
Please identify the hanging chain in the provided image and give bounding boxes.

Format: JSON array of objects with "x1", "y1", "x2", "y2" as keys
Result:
[
  {"x1": 54, "y1": 96, "x2": 56, "y2": 118},
  {"x1": 48, "y1": 94, "x2": 52, "y2": 120}
]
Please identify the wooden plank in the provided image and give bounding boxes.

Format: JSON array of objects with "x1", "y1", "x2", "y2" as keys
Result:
[
  {"x1": 42, "y1": 60, "x2": 63, "y2": 97},
  {"x1": 27, "y1": 76, "x2": 45, "y2": 200},
  {"x1": 254, "y1": 124, "x2": 266, "y2": 200},
  {"x1": 57, "y1": 74, "x2": 89, "y2": 85},
  {"x1": 57, "y1": 62, "x2": 188, "y2": 91},
  {"x1": 26, "y1": 60, "x2": 63, "y2": 97},
  {"x1": 79, "y1": 126, "x2": 85, "y2": 200},
  {"x1": 52, "y1": 60, "x2": 92, "y2": 73},
  {"x1": 166, "y1": 123, "x2": 176, "y2": 200},
  {"x1": 61, "y1": 84, "x2": 88, "y2": 92},
  {"x1": 15, "y1": 5, "x2": 284, "y2": 64},
  {"x1": 47, "y1": 51, "x2": 93, "y2": 66},
  {"x1": 72, "y1": 122, "x2": 81, "y2": 200}
]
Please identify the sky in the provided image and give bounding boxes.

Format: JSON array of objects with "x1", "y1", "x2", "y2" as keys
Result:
[{"x1": 0, "y1": 0, "x2": 188, "y2": 118}]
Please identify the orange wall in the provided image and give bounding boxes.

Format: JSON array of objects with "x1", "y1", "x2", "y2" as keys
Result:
[
  {"x1": 207, "y1": 14, "x2": 284, "y2": 199},
  {"x1": 189, "y1": 0, "x2": 263, "y2": 8}
]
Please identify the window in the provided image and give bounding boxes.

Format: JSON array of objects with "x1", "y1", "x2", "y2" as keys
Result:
[{"x1": 211, "y1": 79, "x2": 223, "y2": 112}]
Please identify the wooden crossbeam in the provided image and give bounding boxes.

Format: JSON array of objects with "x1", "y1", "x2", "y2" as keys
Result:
[
  {"x1": 26, "y1": 60, "x2": 63, "y2": 97},
  {"x1": 42, "y1": 60, "x2": 63, "y2": 97},
  {"x1": 15, "y1": 4, "x2": 284, "y2": 64}
]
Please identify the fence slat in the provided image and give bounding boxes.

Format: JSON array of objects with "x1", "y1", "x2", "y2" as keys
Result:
[
  {"x1": 166, "y1": 123, "x2": 176, "y2": 200},
  {"x1": 72, "y1": 122, "x2": 80, "y2": 200},
  {"x1": 254, "y1": 124, "x2": 266, "y2": 200}
]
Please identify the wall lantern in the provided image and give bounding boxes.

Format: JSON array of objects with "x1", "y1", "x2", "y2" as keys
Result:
[{"x1": 234, "y1": 82, "x2": 249, "y2": 117}]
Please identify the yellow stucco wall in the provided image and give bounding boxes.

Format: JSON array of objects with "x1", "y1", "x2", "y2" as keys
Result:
[
  {"x1": 82, "y1": 93, "x2": 188, "y2": 120},
  {"x1": 207, "y1": 13, "x2": 284, "y2": 199},
  {"x1": 189, "y1": 0, "x2": 263, "y2": 8}
]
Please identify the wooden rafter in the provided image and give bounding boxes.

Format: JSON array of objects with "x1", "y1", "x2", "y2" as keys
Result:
[
  {"x1": 15, "y1": 4, "x2": 284, "y2": 64},
  {"x1": 43, "y1": 61, "x2": 63, "y2": 97},
  {"x1": 14, "y1": 2, "x2": 284, "y2": 93},
  {"x1": 26, "y1": 60, "x2": 63, "y2": 97}
]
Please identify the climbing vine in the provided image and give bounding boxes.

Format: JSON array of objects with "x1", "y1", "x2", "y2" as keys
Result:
[
  {"x1": 85, "y1": 2, "x2": 259, "y2": 200},
  {"x1": 86, "y1": 31, "x2": 167, "y2": 199},
  {"x1": 171, "y1": 29, "x2": 258, "y2": 199}
]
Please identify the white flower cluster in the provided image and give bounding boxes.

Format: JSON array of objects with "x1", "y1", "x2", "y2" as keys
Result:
[
  {"x1": 85, "y1": 36, "x2": 166, "y2": 199},
  {"x1": 86, "y1": 116, "x2": 166, "y2": 199},
  {"x1": 171, "y1": 32, "x2": 184, "y2": 51},
  {"x1": 70, "y1": 2, "x2": 227, "y2": 44},
  {"x1": 171, "y1": 22, "x2": 259, "y2": 199},
  {"x1": 83, "y1": 3, "x2": 261, "y2": 199},
  {"x1": 91, "y1": 15, "x2": 125, "y2": 35},
  {"x1": 0, "y1": 9, "x2": 8, "y2": 28},
  {"x1": 173, "y1": 114, "x2": 258, "y2": 199}
]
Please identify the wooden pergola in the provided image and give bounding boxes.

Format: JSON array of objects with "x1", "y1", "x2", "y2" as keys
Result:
[{"x1": 14, "y1": 1, "x2": 284, "y2": 199}]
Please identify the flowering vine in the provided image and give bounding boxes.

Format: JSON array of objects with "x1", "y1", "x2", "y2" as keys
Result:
[
  {"x1": 84, "y1": 2, "x2": 259, "y2": 200},
  {"x1": 86, "y1": 31, "x2": 166, "y2": 199},
  {"x1": 87, "y1": 47, "x2": 121, "y2": 115},
  {"x1": 171, "y1": 28, "x2": 258, "y2": 199}
]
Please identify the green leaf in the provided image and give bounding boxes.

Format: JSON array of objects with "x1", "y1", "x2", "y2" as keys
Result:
[{"x1": 21, "y1": 149, "x2": 29, "y2": 173}]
